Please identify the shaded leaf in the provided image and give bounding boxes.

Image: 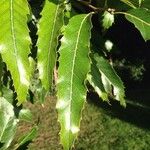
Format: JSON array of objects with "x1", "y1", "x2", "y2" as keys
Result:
[
  {"x1": 2, "y1": 87, "x2": 14, "y2": 104},
  {"x1": 15, "y1": 126, "x2": 38, "y2": 149},
  {"x1": 0, "y1": 97, "x2": 18, "y2": 149},
  {"x1": 0, "y1": 0, "x2": 31, "y2": 104},
  {"x1": 19, "y1": 109, "x2": 33, "y2": 122},
  {"x1": 57, "y1": 13, "x2": 93, "y2": 149},
  {"x1": 125, "y1": 8, "x2": 150, "y2": 41},
  {"x1": 87, "y1": 62, "x2": 108, "y2": 101},
  {"x1": 37, "y1": 0, "x2": 64, "y2": 91},
  {"x1": 94, "y1": 54, "x2": 126, "y2": 107},
  {"x1": 101, "y1": 71, "x2": 112, "y2": 94},
  {"x1": 142, "y1": 0, "x2": 150, "y2": 9},
  {"x1": 121, "y1": 0, "x2": 137, "y2": 8}
]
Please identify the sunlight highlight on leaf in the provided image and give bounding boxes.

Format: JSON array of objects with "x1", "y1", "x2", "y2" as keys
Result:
[
  {"x1": 37, "y1": 0, "x2": 65, "y2": 91},
  {"x1": 0, "y1": 0, "x2": 31, "y2": 103},
  {"x1": 57, "y1": 13, "x2": 93, "y2": 149}
]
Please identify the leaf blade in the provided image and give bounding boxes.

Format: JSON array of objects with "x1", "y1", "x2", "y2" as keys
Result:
[
  {"x1": 125, "y1": 8, "x2": 150, "y2": 41},
  {"x1": 57, "y1": 13, "x2": 93, "y2": 149},
  {"x1": 0, "y1": 0, "x2": 31, "y2": 103},
  {"x1": 0, "y1": 97, "x2": 18, "y2": 149},
  {"x1": 16, "y1": 126, "x2": 38, "y2": 149},
  {"x1": 87, "y1": 61, "x2": 108, "y2": 101},
  {"x1": 37, "y1": 0, "x2": 64, "y2": 91},
  {"x1": 94, "y1": 55, "x2": 126, "y2": 107}
]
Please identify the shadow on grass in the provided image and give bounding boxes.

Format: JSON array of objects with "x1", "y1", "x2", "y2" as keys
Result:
[
  {"x1": 16, "y1": 141, "x2": 32, "y2": 150},
  {"x1": 87, "y1": 90, "x2": 150, "y2": 130}
]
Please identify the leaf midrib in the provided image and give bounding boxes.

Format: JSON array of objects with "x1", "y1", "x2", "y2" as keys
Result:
[
  {"x1": 68, "y1": 14, "x2": 90, "y2": 138},
  {"x1": 10, "y1": 0, "x2": 18, "y2": 57},
  {"x1": 10, "y1": 0, "x2": 21, "y2": 82}
]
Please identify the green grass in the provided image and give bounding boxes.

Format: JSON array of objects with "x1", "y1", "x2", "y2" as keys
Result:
[
  {"x1": 11, "y1": 92, "x2": 150, "y2": 150},
  {"x1": 74, "y1": 98, "x2": 150, "y2": 150}
]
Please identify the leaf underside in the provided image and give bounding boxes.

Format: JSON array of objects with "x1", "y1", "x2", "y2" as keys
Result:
[
  {"x1": 37, "y1": 0, "x2": 64, "y2": 91},
  {"x1": 57, "y1": 13, "x2": 93, "y2": 150},
  {"x1": 0, "y1": 0, "x2": 31, "y2": 104},
  {"x1": 125, "y1": 8, "x2": 150, "y2": 41}
]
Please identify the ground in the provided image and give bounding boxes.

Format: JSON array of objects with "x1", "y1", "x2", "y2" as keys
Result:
[{"x1": 10, "y1": 91, "x2": 150, "y2": 150}]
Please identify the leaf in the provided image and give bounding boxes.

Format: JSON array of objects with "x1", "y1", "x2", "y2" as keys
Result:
[
  {"x1": 2, "y1": 87, "x2": 14, "y2": 104},
  {"x1": 94, "y1": 54, "x2": 126, "y2": 107},
  {"x1": 56, "y1": 13, "x2": 93, "y2": 149},
  {"x1": 102, "y1": 11, "x2": 114, "y2": 30},
  {"x1": 19, "y1": 109, "x2": 33, "y2": 122},
  {"x1": 0, "y1": 0, "x2": 31, "y2": 104},
  {"x1": 37, "y1": 0, "x2": 64, "y2": 91},
  {"x1": 15, "y1": 126, "x2": 38, "y2": 149},
  {"x1": 106, "y1": 0, "x2": 131, "y2": 11},
  {"x1": 121, "y1": 0, "x2": 137, "y2": 8},
  {"x1": 139, "y1": 0, "x2": 144, "y2": 7},
  {"x1": 87, "y1": 61, "x2": 108, "y2": 101},
  {"x1": 142, "y1": 0, "x2": 150, "y2": 9},
  {"x1": 0, "y1": 97, "x2": 18, "y2": 149},
  {"x1": 125, "y1": 8, "x2": 150, "y2": 41},
  {"x1": 0, "y1": 56, "x2": 3, "y2": 95}
]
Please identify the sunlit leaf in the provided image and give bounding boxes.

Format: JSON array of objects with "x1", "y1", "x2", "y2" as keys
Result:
[
  {"x1": 0, "y1": 0, "x2": 31, "y2": 104},
  {"x1": 57, "y1": 13, "x2": 93, "y2": 149},
  {"x1": 37, "y1": 0, "x2": 64, "y2": 91}
]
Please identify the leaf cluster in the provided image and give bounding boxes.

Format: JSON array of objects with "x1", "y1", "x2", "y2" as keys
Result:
[{"x1": 0, "y1": 0, "x2": 150, "y2": 149}]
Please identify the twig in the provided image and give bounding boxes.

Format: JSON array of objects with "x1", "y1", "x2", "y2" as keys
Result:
[{"x1": 77, "y1": 0, "x2": 115, "y2": 14}]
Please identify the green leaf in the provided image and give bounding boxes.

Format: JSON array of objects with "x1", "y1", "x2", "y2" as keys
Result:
[
  {"x1": 0, "y1": 56, "x2": 3, "y2": 95},
  {"x1": 0, "y1": 97, "x2": 18, "y2": 149},
  {"x1": 37, "y1": 0, "x2": 64, "y2": 91},
  {"x1": 19, "y1": 109, "x2": 33, "y2": 122},
  {"x1": 2, "y1": 87, "x2": 14, "y2": 104},
  {"x1": 121, "y1": 0, "x2": 137, "y2": 8},
  {"x1": 106, "y1": 0, "x2": 131, "y2": 11},
  {"x1": 102, "y1": 11, "x2": 114, "y2": 30},
  {"x1": 125, "y1": 8, "x2": 150, "y2": 41},
  {"x1": 142, "y1": 0, "x2": 150, "y2": 9},
  {"x1": 139, "y1": 0, "x2": 144, "y2": 7},
  {"x1": 94, "y1": 55, "x2": 126, "y2": 107},
  {"x1": 0, "y1": 0, "x2": 31, "y2": 104},
  {"x1": 15, "y1": 126, "x2": 38, "y2": 149},
  {"x1": 87, "y1": 61, "x2": 108, "y2": 101},
  {"x1": 57, "y1": 13, "x2": 93, "y2": 150}
]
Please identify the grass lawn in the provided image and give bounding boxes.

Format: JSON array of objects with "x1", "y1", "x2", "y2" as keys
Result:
[{"x1": 11, "y1": 90, "x2": 150, "y2": 150}]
